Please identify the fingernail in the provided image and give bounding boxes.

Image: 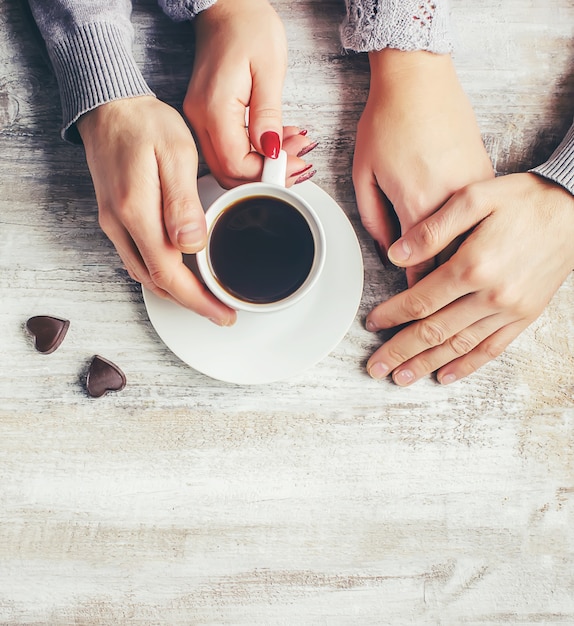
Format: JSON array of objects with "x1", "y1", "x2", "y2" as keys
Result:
[
  {"x1": 440, "y1": 373, "x2": 457, "y2": 385},
  {"x1": 299, "y1": 129, "x2": 308, "y2": 136},
  {"x1": 368, "y1": 362, "x2": 389, "y2": 379},
  {"x1": 177, "y1": 223, "x2": 204, "y2": 249},
  {"x1": 290, "y1": 163, "x2": 313, "y2": 178},
  {"x1": 365, "y1": 318, "x2": 378, "y2": 332},
  {"x1": 388, "y1": 238, "x2": 411, "y2": 263},
  {"x1": 294, "y1": 169, "x2": 316, "y2": 184},
  {"x1": 297, "y1": 141, "x2": 319, "y2": 158},
  {"x1": 209, "y1": 315, "x2": 235, "y2": 327},
  {"x1": 373, "y1": 240, "x2": 389, "y2": 267},
  {"x1": 261, "y1": 131, "x2": 281, "y2": 159},
  {"x1": 394, "y1": 369, "x2": 415, "y2": 386}
]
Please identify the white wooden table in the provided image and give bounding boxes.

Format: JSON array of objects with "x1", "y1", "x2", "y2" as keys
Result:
[{"x1": 1, "y1": 0, "x2": 573, "y2": 623}]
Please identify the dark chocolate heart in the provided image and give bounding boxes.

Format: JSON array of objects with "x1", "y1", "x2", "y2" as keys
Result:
[
  {"x1": 86, "y1": 355, "x2": 126, "y2": 398},
  {"x1": 26, "y1": 315, "x2": 70, "y2": 354}
]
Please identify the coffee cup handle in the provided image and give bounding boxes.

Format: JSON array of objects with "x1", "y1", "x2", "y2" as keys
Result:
[{"x1": 261, "y1": 150, "x2": 288, "y2": 187}]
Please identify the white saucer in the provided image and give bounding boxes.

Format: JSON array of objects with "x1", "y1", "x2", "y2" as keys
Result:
[{"x1": 143, "y1": 175, "x2": 364, "y2": 384}]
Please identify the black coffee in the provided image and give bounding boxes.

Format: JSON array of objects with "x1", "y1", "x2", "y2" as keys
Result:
[{"x1": 209, "y1": 195, "x2": 315, "y2": 304}]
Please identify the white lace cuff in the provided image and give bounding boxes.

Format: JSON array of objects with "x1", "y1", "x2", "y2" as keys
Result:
[
  {"x1": 158, "y1": 0, "x2": 218, "y2": 22},
  {"x1": 341, "y1": 0, "x2": 453, "y2": 54}
]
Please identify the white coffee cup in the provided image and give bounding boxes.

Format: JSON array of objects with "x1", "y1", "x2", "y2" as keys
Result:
[{"x1": 196, "y1": 151, "x2": 326, "y2": 313}]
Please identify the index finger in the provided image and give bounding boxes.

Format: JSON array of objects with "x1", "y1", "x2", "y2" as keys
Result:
[
  {"x1": 121, "y1": 192, "x2": 236, "y2": 324},
  {"x1": 140, "y1": 235, "x2": 236, "y2": 325},
  {"x1": 204, "y1": 98, "x2": 264, "y2": 186},
  {"x1": 387, "y1": 185, "x2": 488, "y2": 267},
  {"x1": 366, "y1": 257, "x2": 470, "y2": 331}
]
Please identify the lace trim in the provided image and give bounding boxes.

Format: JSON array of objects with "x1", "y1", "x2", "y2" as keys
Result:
[
  {"x1": 341, "y1": 0, "x2": 453, "y2": 54},
  {"x1": 413, "y1": 1, "x2": 437, "y2": 29}
]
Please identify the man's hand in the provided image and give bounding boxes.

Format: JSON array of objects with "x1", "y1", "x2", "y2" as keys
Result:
[
  {"x1": 366, "y1": 173, "x2": 574, "y2": 385},
  {"x1": 77, "y1": 95, "x2": 236, "y2": 325}
]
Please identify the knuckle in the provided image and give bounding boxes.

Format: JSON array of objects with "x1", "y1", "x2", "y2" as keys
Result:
[
  {"x1": 448, "y1": 332, "x2": 475, "y2": 357},
  {"x1": 417, "y1": 218, "x2": 442, "y2": 249},
  {"x1": 215, "y1": 156, "x2": 246, "y2": 183},
  {"x1": 139, "y1": 275, "x2": 157, "y2": 293},
  {"x1": 459, "y1": 257, "x2": 492, "y2": 290},
  {"x1": 138, "y1": 276, "x2": 156, "y2": 293},
  {"x1": 402, "y1": 290, "x2": 433, "y2": 320},
  {"x1": 125, "y1": 267, "x2": 140, "y2": 284},
  {"x1": 483, "y1": 336, "x2": 508, "y2": 361},
  {"x1": 457, "y1": 183, "x2": 483, "y2": 212},
  {"x1": 167, "y1": 140, "x2": 197, "y2": 165},
  {"x1": 120, "y1": 258, "x2": 141, "y2": 284},
  {"x1": 97, "y1": 209, "x2": 114, "y2": 235},
  {"x1": 456, "y1": 358, "x2": 480, "y2": 380},
  {"x1": 415, "y1": 354, "x2": 437, "y2": 375},
  {"x1": 113, "y1": 201, "x2": 140, "y2": 226},
  {"x1": 166, "y1": 197, "x2": 200, "y2": 221},
  {"x1": 487, "y1": 285, "x2": 522, "y2": 312},
  {"x1": 252, "y1": 106, "x2": 282, "y2": 122},
  {"x1": 399, "y1": 188, "x2": 428, "y2": 216},
  {"x1": 416, "y1": 319, "x2": 447, "y2": 347},
  {"x1": 385, "y1": 345, "x2": 410, "y2": 364},
  {"x1": 149, "y1": 266, "x2": 173, "y2": 291}
]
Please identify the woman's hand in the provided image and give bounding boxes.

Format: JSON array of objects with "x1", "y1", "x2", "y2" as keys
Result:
[
  {"x1": 353, "y1": 49, "x2": 494, "y2": 285},
  {"x1": 365, "y1": 173, "x2": 574, "y2": 385},
  {"x1": 77, "y1": 95, "x2": 236, "y2": 325},
  {"x1": 185, "y1": 0, "x2": 316, "y2": 188}
]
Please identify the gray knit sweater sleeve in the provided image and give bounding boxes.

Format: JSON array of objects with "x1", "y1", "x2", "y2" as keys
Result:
[
  {"x1": 27, "y1": 0, "x2": 217, "y2": 143},
  {"x1": 27, "y1": 0, "x2": 153, "y2": 142},
  {"x1": 340, "y1": 0, "x2": 453, "y2": 54},
  {"x1": 530, "y1": 122, "x2": 574, "y2": 195}
]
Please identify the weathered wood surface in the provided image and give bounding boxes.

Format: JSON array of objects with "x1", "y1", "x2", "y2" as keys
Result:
[{"x1": 1, "y1": 0, "x2": 573, "y2": 623}]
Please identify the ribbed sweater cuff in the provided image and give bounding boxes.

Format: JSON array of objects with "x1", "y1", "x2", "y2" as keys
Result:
[
  {"x1": 48, "y1": 22, "x2": 154, "y2": 143},
  {"x1": 530, "y1": 122, "x2": 574, "y2": 195}
]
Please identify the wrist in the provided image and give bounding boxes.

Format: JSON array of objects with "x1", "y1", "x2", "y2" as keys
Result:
[
  {"x1": 528, "y1": 171, "x2": 574, "y2": 208},
  {"x1": 368, "y1": 49, "x2": 454, "y2": 88},
  {"x1": 195, "y1": 0, "x2": 271, "y2": 24},
  {"x1": 46, "y1": 21, "x2": 153, "y2": 143},
  {"x1": 525, "y1": 173, "x2": 574, "y2": 269},
  {"x1": 76, "y1": 95, "x2": 156, "y2": 143},
  {"x1": 530, "y1": 123, "x2": 574, "y2": 196}
]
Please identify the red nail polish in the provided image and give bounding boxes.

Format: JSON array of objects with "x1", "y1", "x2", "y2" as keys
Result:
[
  {"x1": 290, "y1": 163, "x2": 313, "y2": 178},
  {"x1": 294, "y1": 169, "x2": 316, "y2": 185},
  {"x1": 261, "y1": 131, "x2": 281, "y2": 159},
  {"x1": 297, "y1": 141, "x2": 318, "y2": 158},
  {"x1": 299, "y1": 129, "x2": 308, "y2": 136}
]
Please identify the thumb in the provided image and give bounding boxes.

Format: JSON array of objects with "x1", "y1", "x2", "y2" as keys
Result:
[
  {"x1": 387, "y1": 191, "x2": 479, "y2": 268},
  {"x1": 160, "y1": 146, "x2": 207, "y2": 254},
  {"x1": 248, "y1": 69, "x2": 284, "y2": 160}
]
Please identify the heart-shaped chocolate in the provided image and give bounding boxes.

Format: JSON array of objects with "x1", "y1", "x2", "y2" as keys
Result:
[
  {"x1": 86, "y1": 355, "x2": 126, "y2": 398},
  {"x1": 26, "y1": 315, "x2": 70, "y2": 354}
]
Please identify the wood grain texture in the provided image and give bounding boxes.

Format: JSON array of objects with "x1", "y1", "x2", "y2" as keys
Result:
[{"x1": 1, "y1": 0, "x2": 573, "y2": 624}]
